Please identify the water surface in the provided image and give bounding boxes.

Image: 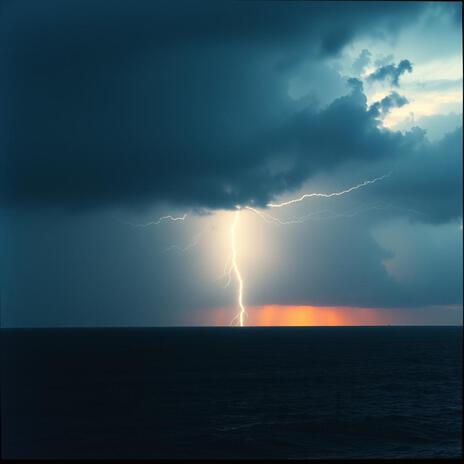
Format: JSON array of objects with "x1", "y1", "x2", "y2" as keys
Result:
[{"x1": 1, "y1": 327, "x2": 462, "y2": 459}]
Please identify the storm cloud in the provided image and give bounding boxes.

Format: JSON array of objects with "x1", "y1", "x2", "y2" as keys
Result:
[
  {"x1": 368, "y1": 91, "x2": 409, "y2": 118},
  {"x1": 1, "y1": 0, "x2": 437, "y2": 212},
  {"x1": 367, "y1": 59, "x2": 413, "y2": 86}
]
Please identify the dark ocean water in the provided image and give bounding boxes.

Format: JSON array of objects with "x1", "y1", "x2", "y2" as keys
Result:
[{"x1": 1, "y1": 327, "x2": 462, "y2": 459}]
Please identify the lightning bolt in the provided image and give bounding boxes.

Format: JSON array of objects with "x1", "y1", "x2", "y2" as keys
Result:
[
  {"x1": 123, "y1": 214, "x2": 187, "y2": 228},
  {"x1": 267, "y1": 173, "x2": 391, "y2": 208},
  {"x1": 229, "y1": 209, "x2": 247, "y2": 327}
]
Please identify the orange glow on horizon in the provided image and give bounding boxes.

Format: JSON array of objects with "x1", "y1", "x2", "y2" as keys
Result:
[
  {"x1": 249, "y1": 305, "x2": 393, "y2": 326},
  {"x1": 192, "y1": 304, "x2": 462, "y2": 326}
]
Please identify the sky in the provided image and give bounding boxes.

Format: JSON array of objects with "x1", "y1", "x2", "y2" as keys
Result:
[{"x1": 0, "y1": 0, "x2": 462, "y2": 327}]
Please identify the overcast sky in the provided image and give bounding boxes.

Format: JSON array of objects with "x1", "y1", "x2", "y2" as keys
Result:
[{"x1": 1, "y1": 0, "x2": 462, "y2": 327}]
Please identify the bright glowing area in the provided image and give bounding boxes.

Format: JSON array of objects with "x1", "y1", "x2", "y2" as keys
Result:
[
  {"x1": 196, "y1": 305, "x2": 463, "y2": 326},
  {"x1": 229, "y1": 210, "x2": 247, "y2": 326},
  {"x1": 253, "y1": 305, "x2": 390, "y2": 326}
]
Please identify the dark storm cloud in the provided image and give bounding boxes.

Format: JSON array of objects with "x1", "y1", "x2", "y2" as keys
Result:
[
  {"x1": 378, "y1": 126, "x2": 463, "y2": 224},
  {"x1": 367, "y1": 59, "x2": 413, "y2": 87},
  {"x1": 0, "y1": 0, "x2": 433, "y2": 212},
  {"x1": 263, "y1": 79, "x2": 461, "y2": 223},
  {"x1": 368, "y1": 91, "x2": 409, "y2": 118}
]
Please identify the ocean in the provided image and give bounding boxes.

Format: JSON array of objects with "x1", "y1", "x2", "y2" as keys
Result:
[{"x1": 1, "y1": 327, "x2": 462, "y2": 459}]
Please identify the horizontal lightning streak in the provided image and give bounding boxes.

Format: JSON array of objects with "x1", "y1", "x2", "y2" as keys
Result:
[
  {"x1": 123, "y1": 214, "x2": 187, "y2": 228},
  {"x1": 267, "y1": 173, "x2": 391, "y2": 208}
]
